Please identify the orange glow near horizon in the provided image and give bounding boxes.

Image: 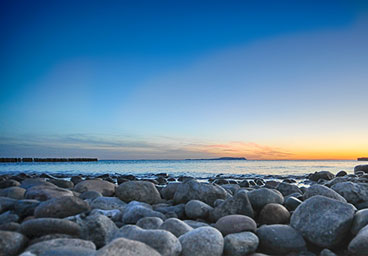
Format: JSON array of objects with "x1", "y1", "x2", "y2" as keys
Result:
[{"x1": 193, "y1": 141, "x2": 367, "y2": 160}]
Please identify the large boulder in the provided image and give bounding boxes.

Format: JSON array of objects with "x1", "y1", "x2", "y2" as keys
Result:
[
  {"x1": 25, "y1": 185, "x2": 74, "y2": 201},
  {"x1": 137, "y1": 217, "x2": 164, "y2": 229},
  {"x1": 276, "y1": 182, "x2": 302, "y2": 196},
  {"x1": 96, "y1": 237, "x2": 160, "y2": 256},
  {"x1": 185, "y1": 200, "x2": 213, "y2": 219},
  {"x1": 23, "y1": 238, "x2": 96, "y2": 255},
  {"x1": 113, "y1": 225, "x2": 181, "y2": 256},
  {"x1": 0, "y1": 186, "x2": 25, "y2": 199},
  {"x1": 122, "y1": 202, "x2": 166, "y2": 224},
  {"x1": 348, "y1": 224, "x2": 368, "y2": 255},
  {"x1": 161, "y1": 183, "x2": 180, "y2": 200},
  {"x1": 308, "y1": 171, "x2": 335, "y2": 181},
  {"x1": 34, "y1": 196, "x2": 90, "y2": 218},
  {"x1": 331, "y1": 182, "x2": 368, "y2": 205},
  {"x1": 258, "y1": 203, "x2": 290, "y2": 225},
  {"x1": 215, "y1": 214, "x2": 256, "y2": 236},
  {"x1": 159, "y1": 218, "x2": 193, "y2": 237},
  {"x1": 354, "y1": 165, "x2": 368, "y2": 174},
  {"x1": 257, "y1": 224, "x2": 306, "y2": 255},
  {"x1": 179, "y1": 226, "x2": 224, "y2": 256},
  {"x1": 78, "y1": 211, "x2": 118, "y2": 248},
  {"x1": 290, "y1": 195, "x2": 356, "y2": 248},
  {"x1": 74, "y1": 179, "x2": 116, "y2": 196},
  {"x1": 116, "y1": 181, "x2": 162, "y2": 204},
  {"x1": 90, "y1": 196, "x2": 126, "y2": 211},
  {"x1": 303, "y1": 184, "x2": 347, "y2": 203},
  {"x1": 154, "y1": 203, "x2": 186, "y2": 219},
  {"x1": 223, "y1": 231, "x2": 259, "y2": 256},
  {"x1": 0, "y1": 231, "x2": 28, "y2": 256},
  {"x1": 351, "y1": 209, "x2": 368, "y2": 235},
  {"x1": 247, "y1": 188, "x2": 284, "y2": 211},
  {"x1": 173, "y1": 179, "x2": 229, "y2": 206},
  {"x1": 20, "y1": 218, "x2": 82, "y2": 238},
  {"x1": 209, "y1": 190, "x2": 254, "y2": 222}
]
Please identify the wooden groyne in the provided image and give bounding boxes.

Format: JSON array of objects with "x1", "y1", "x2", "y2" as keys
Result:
[
  {"x1": 0, "y1": 158, "x2": 98, "y2": 163},
  {"x1": 358, "y1": 157, "x2": 368, "y2": 161}
]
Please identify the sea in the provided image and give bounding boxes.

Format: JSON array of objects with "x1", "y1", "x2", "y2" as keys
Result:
[{"x1": 0, "y1": 160, "x2": 362, "y2": 180}]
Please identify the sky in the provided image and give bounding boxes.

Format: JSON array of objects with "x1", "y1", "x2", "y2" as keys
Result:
[{"x1": 1, "y1": 0, "x2": 368, "y2": 160}]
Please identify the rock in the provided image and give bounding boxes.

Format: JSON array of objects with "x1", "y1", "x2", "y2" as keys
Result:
[
  {"x1": 336, "y1": 171, "x2": 347, "y2": 177},
  {"x1": 0, "y1": 222, "x2": 20, "y2": 231},
  {"x1": 276, "y1": 182, "x2": 302, "y2": 196},
  {"x1": 79, "y1": 190, "x2": 102, "y2": 200},
  {"x1": 0, "y1": 186, "x2": 25, "y2": 199},
  {"x1": 48, "y1": 179, "x2": 74, "y2": 189},
  {"x1": 257, "y1": 224, "x2": 306, "y2": 255},
  {"x1": 290, "y1": 195, "x2": 356, "y2": 248},
  {"x1": 34, "y1": 196, "x2": 90, "y2": 218},
  {"x1": 209, "y1": 190, "x2": 254, "y2": 222},
  {"x1": 308, "y1": 171, "x2": 335, "y2": 181},
  {"x1": 79, "y1": 211, "x2": 118, "y2": 248},
  {"x1": 25, "y1": 184, "x2": 74, "y2": 201},
  {"x1": 0, "y1": 231, "x2": 28, "y2": 256},
  {"x1": 173, "y1": 179, "x2": 229, "y2": 206},
  {"x1": 91, "y1": 196, "x2": 126, "y2": 211},
  {"x1": 348, "y1": 224, "x2": 368, "y2": 256},
  {"x1": 258, "y1": 203, "x2": 290, "y2": 224},
  {"x1": 221, "y1": 184, "x2": 241, "y2": 194},
  {"x1": 215, "y1": 214, "x2": 257, "y2": 236},
  {"x1": 239, "y1": 180, "x2": 250, "y2": 187},
  {"x1": 325, "y1": 177, "x2": 350, "y2": 187},
  {"x1": 159, "y1": 218, "x2": 193, "y2": 237},
  {"x1": 183, "y1": 220, "x2": 210, "y2": 229},
  {"x1": 28, "y1": 234, "x2": 76, "y2": 246},
  {"x1": 0, "y1": 179, "x2": 20, "y2": 189},
  {"x1": 122, "y1": 203, "x2": 166, "y2": 224},
  {"x1": 24, "y1": 238, "x2": 96, "y2": 255},
  {"x1": 179, "y1": 226, "x2": 224, "y2": 256},
  {"x1": 265, "y1": 180, "x2": 280, "y2": 189},
  {"x1": 354, "y1": 165, "x2": 368, "y2": 174},
  {"x1": 14, "y1": 199, "x2": 40, "y2": 218},
  {"x1": 113, "y1": 224, "x2": 181, "y2": 256},
  {"x1": 92, "y1": 208, "x2": 123, "y2": 222},
  {"x1": 185, "y1": 200, "x2": 213, "y2": 219},
  {"x1": 351, "y1": 209, "x2": 368, "y2": 235},
  {"x1": 320, "y1": 248, "x2": 337, "y2": 256},
  {"x1": 160, "y1": 183, "x2": 180, "y2": 200},
  {"x1": 0, "y1": 211, "x2": 19, "y2": 225},
  {"x1": 96, "y1": 237, "x2": 160, "y2": 256},
  {"x1": 223, "y1": 231, "x2": 259, "y2": 256},
  {"x1": 20, "y1": 178, "x2": 52, "y2": 189},
  {"x1": 38, "y1": 246, "x2": 96, "y2": 256},
  {"x1": 74, "y1": 179, "x2": 116, "y2": 196},
  {"x1": 331, "y1": 182, "x2": 368, "y2": 205},
  {"x1": 137, "y1": 216, "x2": 164, "y2": 229},
  {"x1": 116, "y1": 181, "x2": 161, "y2": 204},
  {"x1": 154, "y1": 204, "x2": 185, "y2": 219},
  {"x1": 303, "y1": 184, "x2": 347, "y2": 203},
  {"x1": 285, "y1": 196, "x2": 302, "y2": 211},
  {"x1": 20, "y1": 218, "x2": 82, "y2": 238},
  {"x1": 71, "y1": 176, "x2": 83, "y2": 185},
  {"x1": 248, "y1": 188, "x2": 284, "y2": 211}
]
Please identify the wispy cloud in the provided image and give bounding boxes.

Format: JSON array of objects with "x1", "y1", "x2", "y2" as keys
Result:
[{"x1": 0, "y1": 134, "x2": 294, "y2": 160}]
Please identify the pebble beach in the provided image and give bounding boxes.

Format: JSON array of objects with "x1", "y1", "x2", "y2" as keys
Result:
[{"x1": 1, "y1": 164, "x2": 368, "y2": 255}]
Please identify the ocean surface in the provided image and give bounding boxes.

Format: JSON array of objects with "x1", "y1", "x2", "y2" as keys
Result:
[{"x1": 0, "y1": 160, "x2": 362, "y2": 179}]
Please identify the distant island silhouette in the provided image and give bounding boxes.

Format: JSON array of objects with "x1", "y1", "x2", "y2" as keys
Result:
[
  {"x1": 185, "y1": 157, "x2": 247, "y2": 161},
  {"x1": 358, "y1": 157, "x2": 368, "y2": 161}
]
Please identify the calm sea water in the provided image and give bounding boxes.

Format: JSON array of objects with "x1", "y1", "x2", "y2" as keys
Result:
[{"x1": 0, "y1": 160, "x2": 362, "y2": 179}]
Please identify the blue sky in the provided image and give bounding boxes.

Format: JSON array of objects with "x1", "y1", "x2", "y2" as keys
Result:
[{"x1": 1, "y1": 0, "x2": 368, "y2": 159}]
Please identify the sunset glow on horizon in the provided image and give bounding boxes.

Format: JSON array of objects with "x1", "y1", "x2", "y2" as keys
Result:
[{"x1": 1, "y1": 1, "x2": 367, "y2": 160}]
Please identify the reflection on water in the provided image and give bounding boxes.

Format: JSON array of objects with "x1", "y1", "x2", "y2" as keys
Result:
[{"x1": 0, "y1": 160, "x2": 360, "y2": 178}]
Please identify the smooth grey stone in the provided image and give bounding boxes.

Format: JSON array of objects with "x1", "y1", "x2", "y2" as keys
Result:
[
  {"x1": 179, "y1": 226, "x2": 224, "y2": 256},
  {"x1": 96, "y1": 237, "x2": 160, "y2": 256},
  {"x1": 348, "y1": 224, "x2": 368, "y2": 255},
  {"x1": 20, "y1": 218, "x2": 82, "y2": 238},
  {"x1": 248, "y1": 188, "x2": 284, "y2": 211},
  {"x1": 303, "y1": 184, "x2": 347, "y2": 203},
  {"x1": 159, "y1": 218, "x2": 193, "y2": 237},
  {"x1": 185, "y1": 200, "x2": 213, "y2": 219},
  {"x1": 351, "y1": 209, "x2": 368, "y2": 235},
  {"x1": 215, "y1": 214, "x2": 256, "y2": 236},
  {"x1": 116, "y1": 181, "x2": 162, "y2": 204},
  {"x1": 136, "y1": 216, "x2": 164, "y2": 229},
  {"x1": 34, "y1": 196, "x2": 90, "y2": 218},
  {"x1": 74, "y1": 179, "x2": 116, "y2": 196},
  {"x1": 290, "y1": 195, "x2": 356, "y2": 248},
  {"x1": 223, "y1": 231, "x2": 259, "y2": 256},
  {"x1": 24, "y1": 238, "x2": 96, "y2": 255},
  {"x1": 0, "y1": 231, "x2": 28, "y2": 256}
]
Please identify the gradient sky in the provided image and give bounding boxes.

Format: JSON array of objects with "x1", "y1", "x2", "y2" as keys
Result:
[{"x1": 1, "y1": 0, "x2": 368, "y2": 160}]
